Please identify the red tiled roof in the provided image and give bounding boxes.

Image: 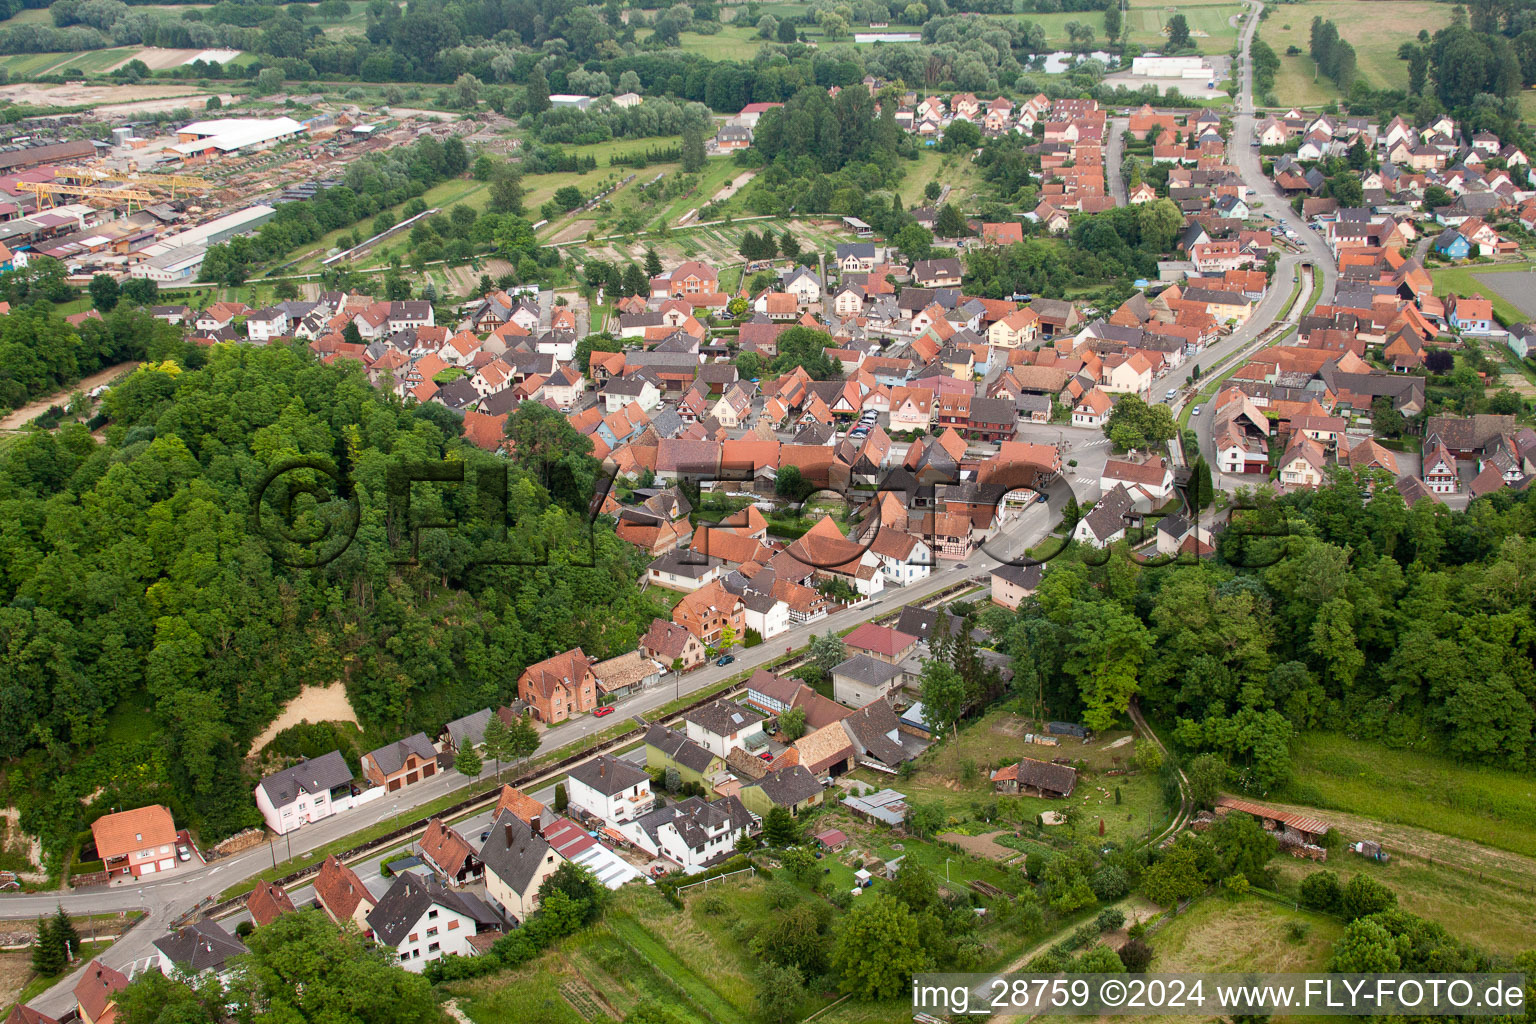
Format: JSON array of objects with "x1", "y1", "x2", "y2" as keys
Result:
[{"x1": 91, "y1": 805, "x2": 176, "y2": 861}]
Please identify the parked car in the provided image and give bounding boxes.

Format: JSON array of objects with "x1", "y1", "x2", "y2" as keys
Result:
[
  {"x1": 176, "y1": 845, "x2": 191, "y2": 862},
  {"x1": 758, "y1": 751, "x2": 774, "y2": 761},
  {"x1": 716, "y1": 655, "x2": 735, "y2": 667},
  {"x1": 594, "y1": 706, "x2": 615, "y2": 717},
  {"x1": 1165, "y1": 388, "x2": 1177, "y2": 401}
]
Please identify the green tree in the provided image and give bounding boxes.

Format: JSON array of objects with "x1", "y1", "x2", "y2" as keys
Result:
[
  {"x1": 1105, "y1": 1, "x2": 1122, "y2": 39},
  {"x1": 554, "y1": 783, "x2": 568, "y2": 811},
  {"x1": 455, "y1": 73, "x2": 482, "y2": 108},
  {"x1": 223, "y1": 909, "x2": 437, "y2": 1023},
  {"x1": 807, "y1": 632, "x2": 847, "y2": 675},
  {"x1": 52, "y1": 905, "x2": 79, "y2": 963},
  {"x1": 780, "y1": 231, "x2": 801, "y2": 260},
  {"x1": 832, "y1": 894, "x2": 932, "y2": 1000},
  {"x1": 506, "y1": 713, "x2": 539, "y2": 771},
  {"x1": 782, "y1": 845, "x2": 819, "y2": 884},
  {"x1": 1299, "y1": 870, "x2": 1341, "y2": 912},
  {"x1": 30, "y1": 915, "x2": 63, "y2": 976},
  {"x1": 754, "y1": 963, "x2": 805, "y2": 1024},
  {"x1": 1104, "y1": 394, "x2": 1177, "y2": 452},
  {"x1": 934, "y1": 203, "x2": 971, "y2": 238},
  {"x1": 539, "y1": 862, "x2": 608, "y2": 925},
  {"x1": 481, "y1": 714, "x2": 511, "y2": 781},
  {"x1": 1186, "y1": 753, "x2": 1226, "y2": 809},
  {"x1": 454, "y1": 743, "x2": 482, "y2": 779},
  {"x1": 1339, "y1": 874, "x2": 1397, "y2": 920},
  {"x1": 505, "y1": 400, "x2": 597, "y2": 500},
  {"x1": 1190, "y1": 455, "x2": 1215, "y2": 510},
  {"x1": 920, "y1": 659, "x2": 966, "y2": 740},
  {"x1": 895, "y1": 223, "x2": 934, "y2": 263},
  {"x1": 526, "y1": 63, "x2": 550, "y2": 113},
  {"x1": 777, "y1": 16, "x2": 798, "y2": 41},
  {"x1": 682, "y1": 119, "x2": 706, "y2": 173},
  {"x1": 1329, "y1": 918, "x2": 1402, "y2": 972},
  {"x1": 1167, "y1": 13, "x2": 1190, "y2": 47},
  {"x1": 779, "y1": 706, "x2": 808, "y2": 740},
  {"x1": 762, "y1": 805, "x2": 800, "y2": 846},
  {"x1": 1140, "y1": 836, "x2": 1210, "y2": 906},
  {"x1": 88, "y1": 274, "x2": 119, "y2": 313},
  {"x1": 116, "y1": 968, "x2": 224, "y2": 1024},
  {"x1": 489, "y1": 166, "x2": 526, "y2": 215},
  {"x1": 643, "y1": 246, "x2": 663, "y2": 279}
]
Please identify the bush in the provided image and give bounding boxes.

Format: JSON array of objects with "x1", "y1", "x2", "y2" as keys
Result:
[
  {"x1": 1095, "y1": 908, "x2": 1126, "y2": 932},
  {"x1": 1118, "y1": 937, "x2": 1154, "y2": 972},
  {"x1": 1285, "y1": 920, "x2": 1311, "y2": 943},
  {"x1": 1339, "y1": 874, "x2": 1396, "y2": 920},
  {"x1": 1298, "y1": 870, "x2": 1341, "y2": 912}
]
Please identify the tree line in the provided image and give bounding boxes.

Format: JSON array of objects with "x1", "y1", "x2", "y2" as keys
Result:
[{"x1": 0, "y1": 337, "x2": 667, "y2": 867}]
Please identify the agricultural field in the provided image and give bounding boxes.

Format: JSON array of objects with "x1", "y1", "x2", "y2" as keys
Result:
[
  {"x1": 1277, "y1": 732, "x2": 1536, "y2": 858},
  {"x1": 1020, "y1": 0, "x2": 1243, "y2": 55},
  {"x1": 843, "y1": 707, "x2": 1173, "y2": 850},
  {"x1": 1259, "y1": 0, "x2": 1451, "y2": 106}
]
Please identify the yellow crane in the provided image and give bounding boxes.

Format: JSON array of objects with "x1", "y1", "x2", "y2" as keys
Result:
[
  {"x1": 52, "y1": 167, "x2": 208, "y2": 197},
  {"x1": 17, "y1": 181, "x2": 154, "y2": 212}
]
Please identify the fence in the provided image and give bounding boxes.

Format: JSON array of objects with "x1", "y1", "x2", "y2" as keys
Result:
[{"x1": 675, "y1": 866, "x2": 756, "y2": 895}]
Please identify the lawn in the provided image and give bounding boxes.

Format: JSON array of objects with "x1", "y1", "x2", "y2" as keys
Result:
[
  {"x1": 1257, "y1": 0, "x2": 1451, "y2": 102},
  {"x1": 447, "y1": 882, "x2": 787, "y2": 1024},
  {"x1": 676, "y1": 23, "x2": 763, "y2": 58},
  {"x1": 1269, "y1": 849, "x2": 1536, "y2": 955},
  {"x1": 844, "y1": 707, "x2": 1173, "y2": 850},
  {"x1": 1277, "y1": 732, "x2": 1536, "y2": 858},
  {"x1": 1430, "y1": 261, "x2": 1536, "y2": 324},
  {"x1": 1139, "y1": 892, "x2": 1341, "y2": 972}
]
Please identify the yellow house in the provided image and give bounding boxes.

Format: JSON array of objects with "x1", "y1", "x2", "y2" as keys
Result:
[
  {"x1": 987, "y1": 307, "x2": 1041, "y2": 348},
  {"x1": 480, "y1": 810, "x2": 563, "y2": 923}
]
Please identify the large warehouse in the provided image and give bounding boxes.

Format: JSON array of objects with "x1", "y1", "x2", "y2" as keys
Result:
[{"x1": 171, "y1": 118, "x2": 305, "y2": 161}]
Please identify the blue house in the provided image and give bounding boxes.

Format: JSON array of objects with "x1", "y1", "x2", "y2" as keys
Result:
[
  {"x1": 1507, "y1": 323, "x2": 1535, "y2": 358},
  {"x1": 1433, "y1": 228, "x2": 1470, "y2": 261}
]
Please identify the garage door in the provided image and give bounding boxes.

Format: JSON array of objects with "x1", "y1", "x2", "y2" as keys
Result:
[
  {"x1": 159, "y1": 858, "x2": 175, "y2": 871},
  {"x1": 140, "y1": 862, "x2": 156, "y2": 875}
]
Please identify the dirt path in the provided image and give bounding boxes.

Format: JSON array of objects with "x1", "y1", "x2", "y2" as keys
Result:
[
  {"x1": 1244, "y1": 795, "x2": 1536, "y2": 889},
  {"x1": 939, "y1": 829, "x2": 1019, "y2": 862},
  {"x1": 710, "y1": 170, "x2": 758, "y2": 204},
  {"x1": 246, "y1": 683, "x2": 361, "y2": 757},
  {"x1": 0, "y1": 361, "x2": 139, "y2": 431}
]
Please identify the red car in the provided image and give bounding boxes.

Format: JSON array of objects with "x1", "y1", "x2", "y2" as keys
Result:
[
  {"x1": 594, "y1": 707, "x2": 615, "y2": 717},
  {"x1": 758, "y1": 751, "x2": 774, "y2": 761}
]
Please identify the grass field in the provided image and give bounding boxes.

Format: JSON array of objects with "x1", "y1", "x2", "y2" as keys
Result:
[
  {"x1": 1430, "y1": 261, "x2": 1536, "y2": 323},
  {"x1": 844, "y1": 707, "x2": 1172, "y2": 849},
  {"x1": 1146, "y1": 895, "x2": 1341, "y2": 971},
  {"x1": 1277, "y1": 732, "x2": 1536, "y2": 858},
  {"x1": 1258, "y1": 0, "x2": 1451, "y2": 105},
  {"x1": 1269, "y1": 849, "x2": 1536, "y2": 954}
]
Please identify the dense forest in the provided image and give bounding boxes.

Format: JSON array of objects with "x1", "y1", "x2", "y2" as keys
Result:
[
  {"x1": 0, "y1": 327, "x2": 663, "y2": 865},
  {"x1": 981, "y1": 472, "x2": 1536, "y2": 790}
]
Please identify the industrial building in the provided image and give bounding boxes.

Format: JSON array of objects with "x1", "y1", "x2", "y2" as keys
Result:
[
  {"x1": 129, "y1": 205, "x2": 276, "y2": 281},
  {"x1": 171, "y1": 118, "x2": 306, "y2": 161}
]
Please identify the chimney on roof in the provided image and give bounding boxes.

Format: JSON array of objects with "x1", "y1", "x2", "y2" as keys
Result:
[{"x1": 505, "y1": 822, "x2": 513, "y2": 847}]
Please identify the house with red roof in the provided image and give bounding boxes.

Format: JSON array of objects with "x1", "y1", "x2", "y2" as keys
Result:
[{"x1": 517, "y1": 648, "x2": 599, "y2": 723}]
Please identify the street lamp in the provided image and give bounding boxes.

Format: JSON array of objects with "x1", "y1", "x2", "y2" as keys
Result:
[{"x1": 944, "y1": 857, "x2": 952, "y2": 882}]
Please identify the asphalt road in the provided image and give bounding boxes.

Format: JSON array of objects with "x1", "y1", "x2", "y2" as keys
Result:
[
  {"x1": 3, "y1": 485, "x2": 1066, "y2": 1018},
  {"x1": 5, "y1": 19, "x2": 1334, "y2": 1009},
  {"x1": 1106, "y1": 117, "x2": 1129, "y2": 206}
]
